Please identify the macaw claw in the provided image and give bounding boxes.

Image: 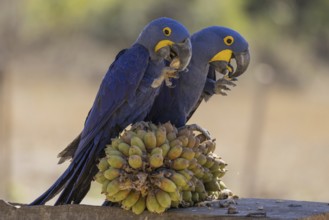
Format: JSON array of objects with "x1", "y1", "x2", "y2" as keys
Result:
[{"x1": 179, "y1": 124, "x2": 212, "y2": 140}]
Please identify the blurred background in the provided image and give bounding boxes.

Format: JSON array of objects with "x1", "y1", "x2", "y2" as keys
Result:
[{"x1": 1, "y1": 0, "x2": 329, "y2": 205}]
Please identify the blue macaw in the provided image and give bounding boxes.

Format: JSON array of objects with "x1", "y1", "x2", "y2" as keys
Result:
[
  {"x1": 30, "y1": 17, "x2": 192, "y2": 205},
  {"x1": 146, "y1": 26, "x2": 250, "y2": 129}
]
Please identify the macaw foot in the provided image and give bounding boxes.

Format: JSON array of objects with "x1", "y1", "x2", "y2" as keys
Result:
[
  {"x1": 179, "y1": 124, "x2": 212, "y2": 140},
  {"x1": 102, "y1": 200, "x2": 114, "y2": 206},
  {"x1": 215, "y1": 77, "x2": 237, "y2": 96},
  {"x1": 131, "y1": 121, "x2": 149, "y2": 130}
]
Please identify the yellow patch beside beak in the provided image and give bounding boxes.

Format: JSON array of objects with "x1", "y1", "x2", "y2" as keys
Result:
[
  {"x1": 154, "y1": 40, "x2": 174, "y2": 52},
  {"x1": 209, "y1": 49, "x2": 233, "y2": 62}
]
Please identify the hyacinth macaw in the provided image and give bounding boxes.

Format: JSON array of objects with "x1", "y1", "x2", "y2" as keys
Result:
[
  {"x1": 146, "y1": 26, "x2": 250, "y2": 130},
  {"x1": 30, "y1": 17, "x2": 192, "y2": 205}
]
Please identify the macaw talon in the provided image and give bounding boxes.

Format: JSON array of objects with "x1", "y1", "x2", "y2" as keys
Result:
[{"x1": 179, "y1": 124, "x2": 212, "y2": 140}]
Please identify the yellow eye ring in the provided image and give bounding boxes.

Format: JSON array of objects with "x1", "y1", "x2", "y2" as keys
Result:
[
  {"x1": 224, "y1": 36, "x2": 234, "y2": 46},
  {"x1": 163, "y1": 27, "x2": 172, "y2": 36}
]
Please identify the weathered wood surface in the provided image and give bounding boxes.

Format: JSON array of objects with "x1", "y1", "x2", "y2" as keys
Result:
[{"x1": 1, "y1": 198, "x2": 328, "y2": 220}]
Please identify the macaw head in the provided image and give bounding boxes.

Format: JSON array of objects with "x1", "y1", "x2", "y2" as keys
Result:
[
  {"x1": 192, "y1": 26, "x2": 250, "y2": 78},
  {"x1": 136, "y1": 17, "x2": 192, "y2": 71}
]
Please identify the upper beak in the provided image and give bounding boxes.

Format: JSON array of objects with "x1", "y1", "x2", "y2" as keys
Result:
[{"x1": 169, "y1": 38, "x2": 192, "y2": 71}]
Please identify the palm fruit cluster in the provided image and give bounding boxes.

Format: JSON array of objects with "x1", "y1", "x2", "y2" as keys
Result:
[{"x1": 95, "y1": 121, "x2": 231, "y2": 215}]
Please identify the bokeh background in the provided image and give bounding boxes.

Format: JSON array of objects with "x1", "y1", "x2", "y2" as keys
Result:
[{"x1": 1, "y1": 0, "x2": 328, "y2": 205}]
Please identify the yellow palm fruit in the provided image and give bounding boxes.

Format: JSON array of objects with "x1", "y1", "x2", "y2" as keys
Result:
[
  {"x1": 143, "y1": 131, "x2": 157, "y2": 150},
  {"x1": 205, "y1": 140, "x2": 216, "y2": 154},
  {"x1": 97, "y1": 158, "x2": 109, "y2": 172},
  {"x1": 191, "y1": 192, "x2": 199, "y2": 203},
  {"x1": 131, "y1": 136, "x2": 146, "y2": 151},
  {"x1": 155, "y1": 177, "x2": 177, "y2": 193},
  {"x1": 120, "y1": 178, "x2": 133, "y2": 190},
  {"x1": 155, "y1": 127, "x2": 167, "y2": 147},
  {"x1": 191, "y1": 165, "x2": 205, "y2": 179},
  {"x1": 107, "y1": 189, "x2": 131, "y2": 202},
  {"x1": 196, "y1": 154, "x2": 207, "y2": 166},
  {"x1": 188, "y1": 158, "x2": 198, "y2": 170},
  {"x1": 146, "y1": 191, "x2": 161, "y2": 213},
  {"x1": 111, "y1": 138, "x2": 123, "y2": 149},
  {"x1": 132, "y1": 196, "x2": 146, "y2": 215},
  {"x1": 195, "y1": 179, "x2": 206, "y2": 193},
  {"x1": 106, "y1": 178, "x2": 121, "y2": 196},
  {"x1": 169, "y1": 171, "x2": 188, "y2": 187},
  {"x1": 155, "y1": 190, "x2": 171, "y2": 208},
  {"x1": 178, "y1": 136, "x2": 188, "y2": 147},
  {"x1": 107, "y1": 155, "x2": 126, "y2": 169},
  {"x1": 160, "y1": 143, "x2": 170, "y2": 157},
  {"x1": 136, "y1": 129, "x2": 147, "y2": 139},
  {"x1": 121, "y1": 131, "x2": 136, "y2": 144},
  {"x1": 128, "y1": 145, "x2": 143, "y2": 156},
  {"x1": 104, "y1": 167, "x2": 120, "y2": 180},
  {"x1": 105, "y1": 148, "x2": 123, "y2": 157},
  {"x1": 118, "y1": 142, "x2": 130, "y2": 156},
  {"x1": 172, "y1": 158, "x2": 189, "y2": 170},
  {"x1": 169, "y1": 139, "x2": 182, "y2": 148},
  {"x1": 202, "y1": 171, "x2": 213, "y2": 183},
  {"x1": 121, "y1": 190, "x2": 141, "y2": 210},
  {"x1": 169, "y1": 189, "x2": 181, "y2": 202},
  {"x1": 151, "y1": 147, "x2": 163, "y2": 155},
  {"x1": 149, "y1": 153, "x2": 164, "y2": 168},
  {"x1": 101, "y1": 180, "x2": 110, "y2": 194},
  {"x1": 167, "y1": 145, "x2": 183, "y2": 160},
  {"x1": 171, "y1": 200, "x2": 179, "y2": 208},
  {"x1": 180, "y1": 148, "x2": 195, "y2": 160},
  {"x1": 177, "y1": 170, "x2": 193, "y2": 181},
  {"x1": 203, "y1": 157, "x2": 215, "y2": 168},
  {"x1": 128, "y1": 155, "x2": 143, "y2": 169},
  {"x1": 186, "y1": 135, "x2": 196, "y2": 148},
  {"x1": 154, "y1": 205, "x2": 166, "y2": 214},
  {"x1": 194, "y1": 150, "x2": 201, "y2": 159},
  {"x1": 94, "y1": 172, "x2": 107, "y2": 184},
  {"x1": 182, "y1": 190, "x2": 192, "y2": 202},
  {"x1": 163, "y1": 122, "x2": 174, "y2": 133},
  {"x1": 212, "y1": 169, "x2": 226, "y2": 178},
  {"x1": 166, "y1": 131, "x2": 177, "y2": 141}
]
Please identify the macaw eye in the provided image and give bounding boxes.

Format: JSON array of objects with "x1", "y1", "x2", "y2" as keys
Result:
[
  {"x1": 163, "y1": 27, "x2": 172, "y2": 36},
  {"x1": 224, "y1": 36, "x2": 234, "y2": 46}
]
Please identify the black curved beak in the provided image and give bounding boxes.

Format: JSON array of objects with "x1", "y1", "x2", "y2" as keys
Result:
[{"x1": 170, "y1": 38, "x2": 192, "y2": 71}]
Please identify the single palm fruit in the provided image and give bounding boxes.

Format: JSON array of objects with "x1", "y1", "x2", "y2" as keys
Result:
[
  {"x1": 129, "y1": 145, "x2": 143, "y2": 156},
  {"x1": 178, "y1": 128, "x2": 190, "y2": 137},
  {"x1": 163, "y1": 122, "x2": 174, "y2": 133},
  {"x1": 195, "y1": 179, "x2": 206, "y2": 193},
  {"x1": 136, "y1": 130, "x2": 147, "y2": 139},
  {"x1": 196, "y1": 154, "x2": 207, "y2": 166},
  {"x1": 160, "y1": 143, "x2": 170, "y2": 157},
  {"x1": 191, "y1": 165, "x2": 205, "y2": 179},
  {"x1": 187, "y1": 158, "x2": 198, "y2": 170},
  {"x1": 111, "y1": 138, "x2": 123, "y2": 149},
  {"x1": 172, "y1": 158, "x2": 189, "y2": 170},
  {"x1": 122, "y1": 190, "x2": 141, "y2": 210},
  {"x1": 219, "y1": 180, "x2": 227, "y2": 190},
  {"x1": 203, "y1": 157, "x2": 215, "y2": 168},
  {"x1": 169, "y1": 172, "x2": 188, "y2": 187},
  {"x1": 166, "y1": 132, "x2": 177, "y2": 141},
  {"x1": 120, "y1": 178, "x2": 133, "y2": 190},
  {"x1": 169, "y1": 139, "x2": 182, "y2": 148},
  {"x1": 97, "y1": 158, "x2": 109, "y2": 172},
  {"x1": 198, "y1": 192, "x2": 207, "y2": 201},
  {"x1": 187, "y1": 135, "x2": 196, "y2": 148},
  {"x1": 94, "y1": 172, "x2": 106, "y2": 184},
  {"x1": 196, "y1": 134, "x2": 207, "y2": 143},
  {"x1": 156, "y1": 127, "x2": 167, "y2": 147},
  {"x1": 101, "y1": 180, "x2": 110, "y2": 194},
  {"x1": 182, "y1": 190, "x2": 192, "y2": 202},
  {"x1": 104, "y1": 167, "x2": 120, "y2": 180},
  {"x1": 180, "y1": 148, "x2": 195, "y2": 160},
  {"x1": 193, "y1": 136, "x2": 200, "y2": 148},
  {"x1": 118, "y1": 142, "x2": 130, "y2": 156},
  {"x1": 167, "y1": 145, "x2": 183, "y2": 160},
  {"x1": 149, "y1": 153, "x2": 163, "y2": 168},
  {"x1": 107, "y1": 189, "x2": 131, "y2": 202},
  {"x1": 121, "y1": 131, "x2": 136, "y2": 144},
  {"x1": 132, "y1": 196, "x2": 146, "y2": 215},
  {"x1": 154, "y1": 204, "x2": 166, "y2": 214},
  {"x1": 131, "y1": 136, "x2": 146, "y2": 151},
  {"x1": 192, "y1": 192, "x2": 199, "y2": 202},
  {"x1": 155, "y1": 190, "x2": 171, "y2": 208},
  {"x1": 143, "y1": 131, "x2": 157, "y2": 150},
  {"x1": 107, "y1": 155, "x2": 126, "y2": 169},
  {"x1": 128, "y1": 155, "x2": 143, "y2": 169},
  {"x1": 194, "y1": 150, "x2": 201, "y2": 159},
  {"x1": 169, "y1": 189, "x2": 181, "y2": 202},
  {"x1": 106, "y1": 178, "x2": 121, "y2": 196},
  {"x1": 146, "y1": 191, "x2": 160, "y2": 213},
  {"x1": 204, "y1": 179, "x2": 220, "y2": 192},
  {"x1": 202, "y1": 172, "x2": 213, "y2": 183},
  {"x1": 205, "y1": 141, "x2": 216, "y2": 154},
  {"x1": 215, "y1": 158, "x2": 227, "y2": 169},
  {"x1": 156, "y1": 177, "x2": 177, "y2": 193},
  {"x1": 171, "y1": 200, "x2": 179, "y2": 208},
  {"x1": 105, "y1": 148, "x2": 123, "y2": 157},
  {"x1": 178, "y1": 136, "x2": 188, "y2": 147},
  {"x1": 178, "y1": 170, "x2": 193, "y2": 181},
  {"x1": 151, "y1": 147, "x2": 163, "y2": 155},
  {"x1": 212, "y1": 169, "x2": 226, "y2": 178}
]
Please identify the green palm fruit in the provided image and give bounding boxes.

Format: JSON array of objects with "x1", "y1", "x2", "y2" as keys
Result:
[
  {"x1": 198, "y1": 192, "x2": 207, "y2": 201},
  {"x1": 191, "y1": 192, "x2": 199, "y2": 203},
  {"x1": 104, "y1": 167, "x2": 120, "y2": 180},
  {"x1": 169, "y1": 172, "x2": 188, "y2": 187},
  {"x1": 143, "y1": 131, "x2": 157, "y2": 150},
  {"x1": 169, "y1": 139, "x2": 182, "y2": 148},
  {"x1": 101, "y1": 180, "x2": 110, "y2": 194},
  {"x1": 107, "y1": 189, "x2": 131, "y2": 202},
  {"x1": 203, "y1": 157, "x2": 215, "y2": 168},
  {"x1": 196, "y1": 154, "x2": 207, "y2": 166},
  {"x1": 154, "y1": 205, "x2": 166, "y2": 214},
  {"x1": 146, "y1": 191, "x2": 161, "y2": 213},
  {"x1": 187, "y1": 135, "x2": 196, "y2": 148},
  {"x1": 107, "y1": 155, "x2": 126, "y2": 169},
  {"x1": 166, "y1": 132, "x2": 177, "y2": 141},
  {"x1": 182, "y1": 190, "x2": 192, "y2": 202},
  {"x1": 118, "y1": 142, "x2": 130, "y2": 156},
  {"x1": 195, "y1": 179, "x2": 206, "y2": 193},
  {"x1": 128, "y1": 155, "x2": 143, "y2": 169},
  {"x1": 105, "y1": 148, "x2": 123, "y2": 157},
  {"x1": 160, "y1": 143, "x2": 170, "y2": 157},
  {"x1": 129, "y1": 145, "x2": 143, "y2": 156},
  {"x1": 97, "y1": 158, "x2": 109, "y2": 172},
  {"x1": 94, "y1": 172, "x2": 106, "y2": 184},
  {"x1": 136, "y1": 130, "x2": 147, "y2": 139},
  {"x1": 194, "y1": 150, "x2": 201, "y2": 159},
  {"x1": 111, "y1": 138, "x2": 123, "y2": 149},
  {"x1": 180, "y1": 148, "x2": 195, "y2": 160},
  {"x1": 171, "y1": 200, "x2": 179, "y2": 208},
  {"x1": 204, "y1": 179, "x2": 220, "y2": 192},
  {"x1": 167, "y1": 145, "x2": 183, "y2": 160},
  {"x1": 169, "y1": 189, "x2": 181, "y2": 202},
  {"x1": 131, "y1": 136, "x2": 146, "y2": 151},
  {"x1": 212, "y1": 169, "x2": 226, "y2": 178},
  {"x1": 122, "y1": 190, "x2": 141, "y2": 210},
  {"x1": 151, "y1": 147, "x2": 163, "y2": 155},
  {"x1": 149, "y1": 153, "x2": 164, "y2": 168},
  {"x1": 219, "y1": 180, "x2": 227, "y2": 190},
  {"x1": 155, "y1": 177, "x2": 177, "y2": 193},
  {"x1": 172, "y1": 158, "x2": 189, "y2": 170},
  {"x1": 106, "y1": 178, "x2": 121, "y2": 196},
  {"x1": 163, "y1": 122, "x2": 174, "y2": 133},
  {"x1": 202, "y1": 172, "x2": 213, "y2": 183},
  {"x1": 122, "y1": 131, "x2": 136, "y2": 144},
  {"x1": 132, "y1": 196, "x2": 146, "y2": 215},
  {"x1": 177, "y1": 170, "x2": 193, "y2": 181},
  {"x1": 149, "y1": 123, "x2": 158, "y2": 131},
  {"x1": 188, "y1": 158, "x2": 198, "y2": 170},
  {"x1": 215, "y1": 158, "x2": 227, "y2": 169},
  {"x1": 155, "y1": 127, "x2": 167, "y2": 147},
  {"x1": 191, "y1": 165, "x2": 205, "y2": 179},
  {"x1": 155, "y1": 190, "x2": 171, "y2": 208},
  {"x1": 178, "y1": 136, "x2": 188, "y2": 147}
]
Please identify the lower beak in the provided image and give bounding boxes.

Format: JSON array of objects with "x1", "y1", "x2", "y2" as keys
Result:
[{"x1": 170, "y1": 38, "x2": 192, "y2": 71}]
